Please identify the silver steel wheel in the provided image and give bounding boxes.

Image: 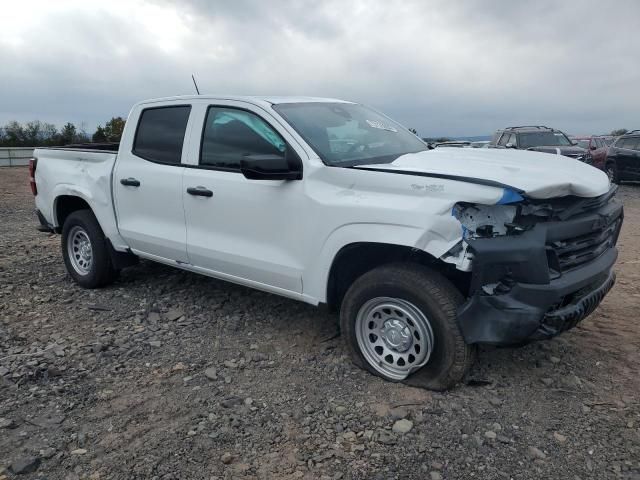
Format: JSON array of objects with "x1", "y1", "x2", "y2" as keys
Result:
[
  {"x1": 355, "y1": 297, "x2": 434, "y2": 381},
  {"x1": 67, "y1": 226, "x2": 93, "y2": 276}
]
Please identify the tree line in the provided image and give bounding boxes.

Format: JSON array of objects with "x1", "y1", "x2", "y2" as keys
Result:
[{"x1": 0, "y1": 117, "x2": 126, "y2": 148}]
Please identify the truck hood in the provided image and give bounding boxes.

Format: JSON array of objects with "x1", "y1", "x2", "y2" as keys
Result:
[{"x1": 354, "y1": 148, "x2": 609, "y2": 199}]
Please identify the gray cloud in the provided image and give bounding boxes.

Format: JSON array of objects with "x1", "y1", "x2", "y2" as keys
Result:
[{"x1": 1, "y1": 0, "x2": 639, "y2": 136}]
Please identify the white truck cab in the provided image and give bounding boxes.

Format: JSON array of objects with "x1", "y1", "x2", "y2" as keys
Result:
[{"x1": 32, "y1": 95, "x2": 623, "y2": 389}]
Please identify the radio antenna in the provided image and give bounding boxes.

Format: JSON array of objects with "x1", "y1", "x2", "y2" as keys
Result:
[{"x1": 191, "y1": 74, "x2": 201, "y2": 95}]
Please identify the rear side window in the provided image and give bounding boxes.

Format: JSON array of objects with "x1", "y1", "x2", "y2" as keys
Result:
[
  {"x1": 200, "y1": 107, "x2": 286, "y2": 170},
  {"x1": 133, "y1": 106, "x2": 191, "y2": 164}
]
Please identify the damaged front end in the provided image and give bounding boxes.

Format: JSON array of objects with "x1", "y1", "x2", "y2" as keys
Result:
[{"x1": 444, "y1": 186, "x2": 623, "y2": 345}]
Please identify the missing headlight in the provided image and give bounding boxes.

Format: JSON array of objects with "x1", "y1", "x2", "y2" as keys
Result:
[{"x1": 453, "y1": 203, "x2": 519, "y2": 239}]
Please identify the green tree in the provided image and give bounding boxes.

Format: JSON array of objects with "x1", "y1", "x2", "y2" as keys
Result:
[
  {"x1": 103, "y1": 117, "x2": 126, "y2": 142},
  {"x1": 611, "y1": 128, "x2": 628, "y2": 136},
  {"x1": 23, "y1": 121, "x2": 42, "y2": 145},
  {"x1": 41, "y1": 123, "x2": 58, "y2": 146},
  {"x1": 60, "y1": 122, "x2": 77, "y2": 145},
  {"x1": 3, "y1": 121, "x2": 25, "y2": 146},
  {"x1": 92, "y1": 125, "x2": 107, "y2": 143}
]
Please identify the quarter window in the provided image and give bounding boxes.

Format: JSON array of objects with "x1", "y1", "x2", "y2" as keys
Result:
[
  {"x1": 133, "y1": 106, "x2": 191, "y2": 164},
  {"x1": 200, "y1": 107, "x2": 286, "y2": 170}
]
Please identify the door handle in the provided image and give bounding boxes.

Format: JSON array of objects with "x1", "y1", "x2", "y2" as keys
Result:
[
  {"x1": 187, "y1": 186, "x2": 213, "y2": 197},
  {"x1": 120, "y1": 177, "x2": 141, "y2": 187}
]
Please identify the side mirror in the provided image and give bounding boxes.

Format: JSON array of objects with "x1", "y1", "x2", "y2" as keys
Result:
[
  {"x1": 505, "y1": 142, "x2": 517, "y2": 149},
  {"x1": 239, "y1": 146, "x2": 302, "y2": 181},
  {"x1": 590, "y1": 144, "x2": 597, "y2": 150},
  {"x1": 571, "y1": 140, "x2": 578, "y2": 146}
]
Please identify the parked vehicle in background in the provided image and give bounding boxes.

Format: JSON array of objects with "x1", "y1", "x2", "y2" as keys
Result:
[
  {"x1": 31, "y1": 95, "x2": 622, "y2": 390},
  {"x1": 571, "y1": 135, "x2": 614, "y2": 168},
  {"x1": 490, "y1": 126, "x2": 587, "y2": 162},
  {"x1": 470, "y1": 141, "x2": 490, "y2": 148},
  {"x1": 604, "y1": 130, "x2": 640, "y2": 183}
]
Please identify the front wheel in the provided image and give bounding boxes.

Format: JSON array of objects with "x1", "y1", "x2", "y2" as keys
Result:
[
  {"x1": 340, "y1": 263, "x2": 475, "y2": 391},
  {"x1": 61, "y1": 210, "x2": 117, "y2": 288}
]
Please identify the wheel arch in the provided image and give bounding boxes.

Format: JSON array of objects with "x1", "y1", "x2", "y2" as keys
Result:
[
  {"x1": 50, "y1": 184, "x2": 128, "y2": 251},
  {"x1": 324, "y1": 242, "x2": 469, "y2": 312},
  {"x1": 54, "y1": 195, "x2": 92, "y2": 232}
]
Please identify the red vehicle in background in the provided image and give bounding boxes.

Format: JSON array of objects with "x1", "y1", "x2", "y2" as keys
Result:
[{"x1": 571, "y1": 136, "x2": 614, "y2": 170}]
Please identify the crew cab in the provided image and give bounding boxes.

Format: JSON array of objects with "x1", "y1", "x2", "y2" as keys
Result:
[{"x1": 31, "y1": 96, "x2": 623, "y2": 390}]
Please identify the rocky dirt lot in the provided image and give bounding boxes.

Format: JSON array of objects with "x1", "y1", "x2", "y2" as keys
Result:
[{"x1": 1, "y1": 166, "x2": 639, "y2": 480}]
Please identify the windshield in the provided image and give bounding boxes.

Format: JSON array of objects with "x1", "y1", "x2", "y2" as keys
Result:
[
  {"x1": 518, "y1": 131, "x2": 572, "y2": 148},
  {"x1": 273, "y1": 102, "x2": 427, "y2": 166}
]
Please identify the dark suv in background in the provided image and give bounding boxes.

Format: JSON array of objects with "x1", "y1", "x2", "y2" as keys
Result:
[
  {"x1": 490, "y1": 126, "x2": 587, "y2": 162},
  {"x1": 605, "y1": 130, "x2": 640, "y2": 183}
]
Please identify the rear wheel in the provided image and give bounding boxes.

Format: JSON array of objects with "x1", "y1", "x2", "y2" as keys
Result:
[
  {"x1": 61, "y1": 210, "x2": 117, "y2": 288},
  {"x1": 340, "y1": 263, "x2": 475, "y2": 391}
]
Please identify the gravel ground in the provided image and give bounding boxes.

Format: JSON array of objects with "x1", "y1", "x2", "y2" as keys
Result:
[{"x1": 1, "y1": 166, "x2": 639, "y2": 480}]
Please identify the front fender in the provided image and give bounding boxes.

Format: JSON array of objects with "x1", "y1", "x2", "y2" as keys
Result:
[{"x1": 303, "y1": 220, "x2": 463, "y2": 303}]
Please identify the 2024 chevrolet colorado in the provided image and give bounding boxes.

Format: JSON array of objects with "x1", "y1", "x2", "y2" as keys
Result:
[{"x1": 31, "y1": 96, "x2": 623, "y2": 390}]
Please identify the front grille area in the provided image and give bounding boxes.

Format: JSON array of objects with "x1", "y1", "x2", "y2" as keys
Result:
[{"x1": 548, "y1": 217, "x2": 622, "y2": 272}]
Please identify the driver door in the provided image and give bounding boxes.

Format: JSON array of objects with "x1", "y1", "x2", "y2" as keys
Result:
[{"x1": 182, "y1": 101, "x2": 308, "y2": 293}]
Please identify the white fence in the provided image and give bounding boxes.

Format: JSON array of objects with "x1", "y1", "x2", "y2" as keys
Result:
[{"x1": 0, "y1": 147, "x2": 34, "y2": 167}]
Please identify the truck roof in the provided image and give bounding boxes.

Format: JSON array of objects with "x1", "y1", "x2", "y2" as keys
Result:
[{"x1": 136, "y1": 95, "x2": 353, "y2": 108}]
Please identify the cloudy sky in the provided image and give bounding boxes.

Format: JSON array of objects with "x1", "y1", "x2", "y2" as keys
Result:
[{"x1": 1, "y1": 0, "x2": 638, "y2": 137}]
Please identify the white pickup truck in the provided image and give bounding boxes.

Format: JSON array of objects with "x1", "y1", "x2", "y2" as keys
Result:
[{"x1": 31, "y1": 95, "x2": 623, "y2": 390}]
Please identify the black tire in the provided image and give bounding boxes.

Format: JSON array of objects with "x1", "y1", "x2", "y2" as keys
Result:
[
  {"x1": 605, "y1": 162, "x2": 619, "y2": 184},
  {"x1": 61, "y1": 210, "x2": 117, "y2": 288},
  {"x1": 340, "y1": 263, "x2": 475, "y2": 391}
]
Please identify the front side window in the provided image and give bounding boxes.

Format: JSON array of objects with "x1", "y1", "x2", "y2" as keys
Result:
[
  {"x1": 616, "y1": 137, "x2": 634, "y2": 149},
  {"x1": 273, "y1": 102, "x2": 427, "y2": 167},
  {"x1": 133, "y1": 106, "x2": 191, "y2": 164},
  {"x1": 627, "y1": 137, "x2": 640, "y2": 151},
  {"x1": 518, "y1": 131, "x2": 572, "y2": 148},
  {"x1": 200, "y1": 107, "x2": 286, "y2": 170}
]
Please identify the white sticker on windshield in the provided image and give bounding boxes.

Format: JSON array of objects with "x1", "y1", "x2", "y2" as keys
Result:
[{"x1": 366, "y1": 120, "x2": 398, "y2": 133}]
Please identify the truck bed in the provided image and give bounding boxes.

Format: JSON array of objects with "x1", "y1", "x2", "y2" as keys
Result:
[{"x1": 33, "y1": 145, "x2": 125, "y2": 249}]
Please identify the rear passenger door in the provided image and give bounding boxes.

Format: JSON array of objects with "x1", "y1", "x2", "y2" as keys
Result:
[{"x1": 113, "y1": 104, "x2": 193, "y2": 262}]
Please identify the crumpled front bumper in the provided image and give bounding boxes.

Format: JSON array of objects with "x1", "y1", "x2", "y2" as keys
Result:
[{"x1": 457, "y1": 197, "x2": 623, "y2": 345}]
